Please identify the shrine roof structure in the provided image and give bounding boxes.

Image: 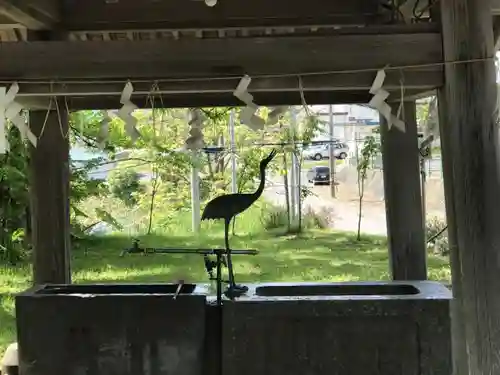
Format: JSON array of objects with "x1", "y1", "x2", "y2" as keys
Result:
[{"x1": 0, "y1": 0, "x2": 496, "y2": 108}]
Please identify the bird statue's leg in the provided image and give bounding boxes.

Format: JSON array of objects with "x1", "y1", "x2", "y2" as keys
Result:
[
  {"x1": 224, "y1": 218, "x2": 248, "y2": 298},
  {"x1": 224, "y1": 218, "x2": 235, "y2": 287}
]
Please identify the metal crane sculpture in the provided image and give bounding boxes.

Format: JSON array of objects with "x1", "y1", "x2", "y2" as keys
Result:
[{"x1": 202, "y1": 149, "x2": 277, "y2": 297}]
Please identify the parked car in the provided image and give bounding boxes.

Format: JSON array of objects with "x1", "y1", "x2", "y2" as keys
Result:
[
  {"x1": 307, "y1": 166, "x2": 331, "y2": 185},
  {"x1": 303, "y1": 143, "x2": 349, "y2": 160}
]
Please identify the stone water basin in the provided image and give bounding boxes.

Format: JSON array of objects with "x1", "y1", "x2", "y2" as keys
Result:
[
  {"x1": 254, "y1": 282, "x2": 420, "y2": 297},
  {"x1": 16, "y1": 283, "x2": 208, "y2": 375},
  {"x1": 223, "y1": 281, "x2": 452, "y2": 375}
]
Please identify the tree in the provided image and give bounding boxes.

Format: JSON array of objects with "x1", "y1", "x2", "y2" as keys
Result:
[
  {"x1": 356, "y1": 134, "x2": 380, "y2": 241},
  {"x1": 277, "y1": 106, "x2": 321, "y2": 233}
]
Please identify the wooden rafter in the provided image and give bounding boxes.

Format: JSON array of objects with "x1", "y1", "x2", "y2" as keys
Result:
[
  {"x1": 0, "y1": 0, "x2": 59, "y2": 29},
  {"x1": 17, "y1": 88, "x2": 432, "y2": 110},
  {"x1": 0, "y1": 32, "x2": 442, "y2": 80},
  {"x1": 493, "y1": 0, "x2": 500, "y2": 15},
  {"x1": 61, "y1": 0, "x2": 384, "y2": 31},
  {"x1": 11, "y1": 70, "x2": 441, "y2": 95}
]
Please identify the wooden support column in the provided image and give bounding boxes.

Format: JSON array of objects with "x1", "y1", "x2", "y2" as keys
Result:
[
  {"x1": 437, "y1": 90, "x2": 468, "y2": 375},
  {"x1": 440, "y1": 0, "x2": 500, "y2": 373},
  {"x1": 29, "y1": 107, "x2": 71, "y2": 284},
  {"x1": 380, "y1": 101, "x2": 426, "y2": 280}
]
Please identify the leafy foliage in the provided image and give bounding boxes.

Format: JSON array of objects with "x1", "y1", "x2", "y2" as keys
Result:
[
  {"x1": 108, "y1": 169, "x2": 145, "y2": 206},
  {"x1": 0, "y1": 126, "x2": 29, "y2": 264},
  {"x1": 0, "y1": 105, "x2": 326, "y2": 264},
  {"x1": 426, "y1": 216, "x2": 448, "y2": 256}
]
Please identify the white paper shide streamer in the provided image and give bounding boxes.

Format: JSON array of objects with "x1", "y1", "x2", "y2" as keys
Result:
[
  {"x1": 233, "y1": 75, "x2": 265, "y2": 131},
  {"x1": 368, "y1": 70, "x2": 405, "y2": 132},
  {"x1": 118, "y1": 82, "x2": 141, "y2": 142},
  {"x1": 184, "y1": 108, "x2": 205, "y2": 151},
  {"x1": 0, "y1": 83, "x2": 37, "y2": 154}
]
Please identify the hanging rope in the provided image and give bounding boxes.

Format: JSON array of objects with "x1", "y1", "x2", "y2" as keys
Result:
[{"x1": 0, "y1": 56, "x2": 493, "y2": 88}]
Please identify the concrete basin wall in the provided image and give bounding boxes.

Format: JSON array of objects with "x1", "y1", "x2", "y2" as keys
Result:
[
  {"x1": 223, "y1": 281, "x2": 451, "y2": 375},
  {"x1": 16, "y1": 284, "x2": 208, "y2": 375},
  {"x1": 15, "y1": 281, "x2": 451, "y2": 375}
]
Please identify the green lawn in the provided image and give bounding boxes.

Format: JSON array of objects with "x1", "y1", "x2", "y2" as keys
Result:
[{"x1": 0, "y1": 208, "x2": 451, "y2": 353}]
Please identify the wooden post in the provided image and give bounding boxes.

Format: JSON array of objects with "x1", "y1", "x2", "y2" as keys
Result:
[
  {"x1": 380, "y1": 101, "x2": 426, "y2": 280},
  {"x1": 29, "y1": 107, "x2": 71, "y2": 284},
  {"x1": 440, "y1": 0, "x2": 500, "y2": 373},
  {"x1": 437, "y1": 90, "x2": 468, "y2": 375}
]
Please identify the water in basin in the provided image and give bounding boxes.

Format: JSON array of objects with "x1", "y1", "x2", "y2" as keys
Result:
[
  {"x1": 255, "y1": 284, "x2": 419, "y2": 297},
  {"x1": 35, "y1": 283, "x2": 196, "y2": 295}
]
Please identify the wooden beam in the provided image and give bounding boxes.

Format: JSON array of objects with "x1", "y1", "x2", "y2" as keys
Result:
[
  {"x1": 493, "y1": 0, "x2": 500, "y2": 15},
  {"x1": 0, "y1": 32, "x2": 442, "y2": 80},
  {"x1": 62, "y1": 0, "x2": 382, "y2": 31},
  {"x1": 494, "y1": 15, "x2": 500, "y2": 49},
  {"x1": 440, "y1": 0, "x2": 500, "y2": 374},
  {"x1": 380, "y1": 101, "x2": 426, "y2": 281},
  {"x1": 17, "y1": 89, "x2": 430, "y2": 110},
  {"x1": 10, "y1": 70, "x2": 441, "y2": 96},
  {"x1": 0, "y1": 0, "x2": 59, "y2": 29},
  {"x1": 29, "y1": 106, "x2": 71, "y2": 285},
  {"x1": 436, "y1": 89, "x2": 469, "y2": 375}
]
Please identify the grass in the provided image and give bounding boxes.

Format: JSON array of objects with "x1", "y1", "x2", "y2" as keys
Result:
[{"x1": 0, "y1": 206, "x2": 451, "y2": 353}]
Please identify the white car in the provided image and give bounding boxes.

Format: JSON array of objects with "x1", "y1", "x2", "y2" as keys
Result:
[{"x1": 304, "y1": 143, "x2": 349, "y2": 160}]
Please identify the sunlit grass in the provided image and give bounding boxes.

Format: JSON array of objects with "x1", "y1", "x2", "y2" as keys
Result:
[{"x1": 0, "y1": 206, "x2": 450, "y2": 353}]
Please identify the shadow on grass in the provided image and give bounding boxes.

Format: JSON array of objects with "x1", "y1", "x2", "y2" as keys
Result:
[
  {"x1": 69, "y1": 230, "x2": 451, "y2": 285},
  {"x1": 67, "y1": 231, "x2": 374, "y2": 283}
]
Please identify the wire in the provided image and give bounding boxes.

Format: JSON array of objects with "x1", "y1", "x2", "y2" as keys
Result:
[
  {"x1": 427, "y1": 225, "x2": 448, "y2": 244},
  {"x1": 0, "y1": 56, "x2": 493, "y2": 87}
]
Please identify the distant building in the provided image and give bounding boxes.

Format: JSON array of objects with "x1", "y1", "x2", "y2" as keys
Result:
[{"x1": 311, "y1": 105, "x2": 380, "y2": 155}]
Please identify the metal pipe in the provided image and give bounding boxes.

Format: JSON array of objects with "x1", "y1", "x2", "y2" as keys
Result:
[
  {"x1": 328, "y1": 104, "x2": 336, "y2": 198},
  {"x1": 229, "y1": 109, "x2": 238, "y2": 194}
]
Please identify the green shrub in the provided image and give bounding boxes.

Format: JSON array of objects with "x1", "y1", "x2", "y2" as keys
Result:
[
  {"x1": 261, "y1": 205, "x2": 289, "y2": 230},
  {"x1": 108, "y1": 169, "x2": 145, "y2": 206},
  {"x1": 426, "y1": 216, "x2": 448, "y2": 256},
  {"x1": 303, "y1": 206, "x2": 331, "y2": 229},
  {"x1": 260, "y1": 204, "x2": 332, "y2": 231}
]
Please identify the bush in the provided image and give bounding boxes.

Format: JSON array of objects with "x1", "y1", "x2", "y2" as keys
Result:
[
  {"x1": 108, "y1": 169, "x2": 145, "y2": 206},
  {"x1": 261, "y1": 205, "x2": 289, "y2": 230},
  {"x1": 303, "y1": 206, "x2": 332, "y2": 229},
  {"x1": 260, "y1": 204, "x2": 332, "y2": 231},
  {"x1": 0, "y1": 229, "x2": 28, "y2": 265},
  {"x1": 426, "y1": 216, "x2": 448, "y2": 256}
]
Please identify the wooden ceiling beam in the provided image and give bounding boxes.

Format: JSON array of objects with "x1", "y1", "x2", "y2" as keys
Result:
[
  {"x1": 10, "y1": 70, "x2": 442, "y2": 97},
  {"x1": 0, "y1": 32, "x2": 442, "y2": 81},
  {"x1": 0, "y1": 0, "x2": 59, "y2": 29},
  {"x1": 17, "y1": 89, "x2": 430, "y2": 110},
  {"x1": 61, "y1": 0, "x2": 383, "y2": 31},
  {"x1": 494, "y1": 15, "x2": 500, "y2": 50},
  {"x1": 493, "y1": 0, "x2": 500, "y2": 15}
]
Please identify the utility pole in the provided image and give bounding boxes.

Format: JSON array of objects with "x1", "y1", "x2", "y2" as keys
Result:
[
  {"x1": 190, "y1": 162, "x2": 201, "y2": 233},
  {"x1": 187, "y1": 109, "x2": 201, "y2": 233},
  {"x1": 229, "y1": 109, "x2": 237, "y2": 193},
  {"x1": 328, "y1": 105, "x2": 336, "y2": 198},
  {"x1": 290, "y1": 108, "x2": 300, "y2": 223}
]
